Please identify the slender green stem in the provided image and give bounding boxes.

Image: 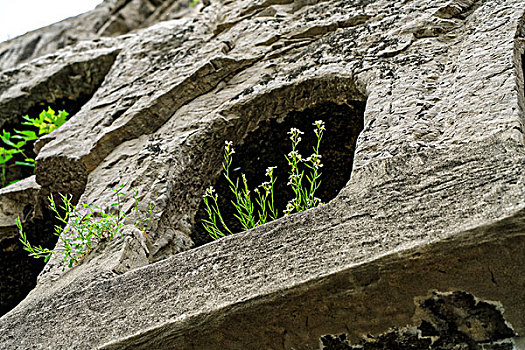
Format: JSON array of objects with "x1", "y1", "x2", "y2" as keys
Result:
[
  {"x1": 222, "y1": 142, "x2": 257, "y2": 231},
  {"x1": 202, "y1": 186, "x2": 232, "y2": 238}
]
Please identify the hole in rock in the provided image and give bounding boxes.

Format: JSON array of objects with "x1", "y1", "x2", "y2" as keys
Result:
[
  {"x1": 192, "y1": 100, "x2": 365, "y2": 247},
  {"x1": 0, "y1": 208, "x2": 62, "y2": 316},
  {"x1": 319, "y1": 291, "x2": 516, "y2": 349},
  {"x1": 0, "y1": 98, "x2": 96, "y2": 186},
  {"x1": 1, "y1": 52, "x2": 119, "y2": 129},
  {"x1": 0, "y1": 52, "x2": 119, "y2": 186}
]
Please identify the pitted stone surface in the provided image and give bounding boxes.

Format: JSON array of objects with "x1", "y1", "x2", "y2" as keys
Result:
[
  {"x1": 0, "y1": 0, "x2": 524, "y2": 348},
  {"x1": 319, "y1": 291, "x2": 517, "y2": 349}
]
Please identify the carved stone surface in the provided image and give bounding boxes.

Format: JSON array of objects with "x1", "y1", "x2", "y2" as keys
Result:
[{"x1": 0, "y1": 0, "x2": 524, "y2": 348}]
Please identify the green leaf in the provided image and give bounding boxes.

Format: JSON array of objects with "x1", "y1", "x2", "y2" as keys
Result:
[
  {"x1": 15, "y1": 161, "x2": 35, "y2": 167},
  {"x1": 1, "y1": 133, "x2": 15, "y2": 147},
  {"x1": 14, "y1": 141, "x2": 26, "y2": 149},
  {"x1": 55, "y1": 110, "x2": 68, "y2": 127},
  {"x1": 14, "y1": 129, "x2": 38, "y2": 141},
  {"x1": 40, "y1": 108, "x2": 51, "y2": 120},
  {"x1": 0, "y1": 154, "x2": 13, "y2": 163}
]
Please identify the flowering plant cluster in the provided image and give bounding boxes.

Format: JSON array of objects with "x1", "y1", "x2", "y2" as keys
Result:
[
  {"x1": 202, "y1": 120, "x2": 325, "y2": 239},
  {"x1": 18, "y1": 186, "x2": 154, "y2": 269}
]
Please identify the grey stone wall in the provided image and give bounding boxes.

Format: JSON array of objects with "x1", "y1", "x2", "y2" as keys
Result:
[{"x1": 0, "y1": 0, "x2": 523, "y2": 348}]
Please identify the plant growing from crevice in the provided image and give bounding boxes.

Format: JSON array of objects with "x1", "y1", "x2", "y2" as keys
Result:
[
  {"x1": 202, "y1": 120, "x2": 325, "y2": 240},
  {"x1": 18, "y1": 186, "x2": 154, "y2": 269},
  {"x1": 0, "y1": 107, "x2": 68, "y2": 187},
  {"x1": 283, "y1": 122, "x2": 324, "y2": 214}
]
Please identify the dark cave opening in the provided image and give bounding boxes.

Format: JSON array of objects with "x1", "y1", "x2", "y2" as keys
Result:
[
  {"x1": 0, "y1": 210, "x2": 60, "y2": 316},
  {"x1": 0, "y1": 96, "x2": 105, "y2": 316},
  {"x1": 0, "y1": 97, "x2": 94, "y2": 187},
  {"x1": 319, "y1": 291, "x2": 516, "y2": 350},
  {"x1": 192, "y1": 100, "x2": 365, "y2": 247}
]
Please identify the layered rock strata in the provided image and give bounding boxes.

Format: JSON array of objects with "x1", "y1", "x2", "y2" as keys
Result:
[{"x1": 0, "y1": 0, "x2": 524, "y2": 348}]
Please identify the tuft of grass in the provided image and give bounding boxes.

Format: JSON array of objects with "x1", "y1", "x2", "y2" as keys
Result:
[{"x1": 202, "y1": 120, "x2": 325, "y2": 239}]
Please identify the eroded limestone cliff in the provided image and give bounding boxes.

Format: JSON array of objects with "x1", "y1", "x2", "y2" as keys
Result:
[{"x1": 0, "y1": 0, "x2": 524, "y2": 348}]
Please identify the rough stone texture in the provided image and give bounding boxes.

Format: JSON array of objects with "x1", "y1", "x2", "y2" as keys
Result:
[
  {"x1": 0, "y1": 0, "x2": 196, "y2": 71},
  {"x1": 0, "y1": 0, "x2": 524, "y2": 348},
  {"x1": 319, "y1": 291, "x2": 517, "y2": 349},
  {"x1": 0, "y1": 43, "x2": 120, "y2": 129}
]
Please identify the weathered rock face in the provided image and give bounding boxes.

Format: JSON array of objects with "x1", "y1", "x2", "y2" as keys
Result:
[
  {"x1": 0, "y1": 0, "x2": 194, "y2": 71},
  {"x1": 0, "y1": 0, "x2": 524, "y2": 348}
]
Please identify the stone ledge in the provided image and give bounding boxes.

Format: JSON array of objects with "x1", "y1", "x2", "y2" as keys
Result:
[{"x1": 99, "y1": 208, "x2": 525, "y2": 349}]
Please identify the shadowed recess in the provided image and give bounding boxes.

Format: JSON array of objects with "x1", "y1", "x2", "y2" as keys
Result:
[
  {"x1": 0, "y1": 211, "x2": 60, "y2": 316},
  {"x1": 192, "y1": 100, "x2": 365, "y2": 246},
  {"x1": 319, "y1": 291, "x2": 516, "y2": 349},
  {"x1": 0, "y1": 51, "x2": 119, "y2": 130}
]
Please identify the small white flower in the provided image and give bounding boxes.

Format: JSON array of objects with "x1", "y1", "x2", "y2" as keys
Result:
[
  {"x1": 289, "y1": 151, "x2": 302, "y2": 161},
  {"x1": 283, "y1": 202, "x2": 295, "y2": 215},
  {"x1": 288, "y1": 174, "x2": 300, "y2": 185},
  {"x1": 288, "y1": 128, "x2": 304, "y2": 135},
  {"x1": 204, "y1": 186, "x2": 216, "y2": 199},
  {"x1": 313, "y1": 120, "x2": 325, "y2": 129},
  {"x1": 261, "y1": 181, "x2": 271, "y2": 188},
  {"x1": 224, "y1": 141, "x2": 235, "y2": 154},
  {"x1": 259, "y1": 181, "x2": 271, "y2": 194},
  {"x1": 265, "y1": 166, "x2": 276, "y2": 177}
]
